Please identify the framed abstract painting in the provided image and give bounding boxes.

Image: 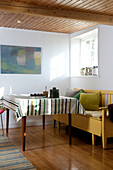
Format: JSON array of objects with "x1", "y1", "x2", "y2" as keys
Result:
[{"x1": 1, "y1": 45, "x2": 41, "y2": 74}]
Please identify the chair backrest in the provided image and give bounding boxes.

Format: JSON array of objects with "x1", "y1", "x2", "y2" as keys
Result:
[{"x1": 74, "y1": 88, "x2": 113, "y2": 107}]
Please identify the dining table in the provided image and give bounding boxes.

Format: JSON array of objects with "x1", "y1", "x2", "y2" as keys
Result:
[{"x1": 0, "y1": 94, "x2": 85, "y2": 151}]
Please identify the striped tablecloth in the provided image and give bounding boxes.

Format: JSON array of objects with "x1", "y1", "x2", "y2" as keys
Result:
[{"x1": 0, "y1": 95, "x2": 85, "y2": 122}]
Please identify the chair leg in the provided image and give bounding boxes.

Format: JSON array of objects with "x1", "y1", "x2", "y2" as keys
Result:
[
  {"x1": 92, "y1": 134, "x2": 96, "y2": 145},
  {"x1": 102, "y1": 135, "x2": 107, "y2": 149},
  {"x1": 1, "y1": 114, "x2": 4, "y2": 136}
]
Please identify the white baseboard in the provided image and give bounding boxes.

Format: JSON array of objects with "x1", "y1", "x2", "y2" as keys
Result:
[{"x1": 1, "y1": 115, "x2": 53, "y2": 129}]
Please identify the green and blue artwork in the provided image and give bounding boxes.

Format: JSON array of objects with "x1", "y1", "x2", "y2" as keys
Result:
[{"x1": 1, "y1": 45, "x2": 41, "y2": 74}]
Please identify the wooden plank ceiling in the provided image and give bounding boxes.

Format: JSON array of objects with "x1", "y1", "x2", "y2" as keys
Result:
[{"x1": 0, "y1": 0, "x2": 113, "y2": 33}]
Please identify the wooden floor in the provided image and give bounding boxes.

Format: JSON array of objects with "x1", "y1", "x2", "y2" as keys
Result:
[{"x1": 2, "y1": 124, "x2": 113, "y2": 170}]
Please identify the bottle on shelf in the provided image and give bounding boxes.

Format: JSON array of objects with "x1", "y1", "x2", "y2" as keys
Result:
[{"x1": 43, "y1": 86, "x2": 48, "y2": 97}]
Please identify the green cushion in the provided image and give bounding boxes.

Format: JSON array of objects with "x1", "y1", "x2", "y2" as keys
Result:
[
  {"x1": 79, "y1": 92, "x2": 101, "y2": 111},
  {"x1": 73, "y1": 89, "x2": 84, "y2": 100}
]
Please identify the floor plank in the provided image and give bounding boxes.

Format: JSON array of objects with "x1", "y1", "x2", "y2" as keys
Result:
[{"x1": 1, "y1": 125, "x2": 113, "y2": 170}]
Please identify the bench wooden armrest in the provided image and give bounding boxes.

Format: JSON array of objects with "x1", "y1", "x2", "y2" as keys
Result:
[{"x1": 99, "y1": 107, "x2": 108, "y2": 110}]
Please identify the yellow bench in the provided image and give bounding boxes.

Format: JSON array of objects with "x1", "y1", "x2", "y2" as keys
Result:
[{"x1": 53, "y1": 89, "x2": 113, "y2": 149}]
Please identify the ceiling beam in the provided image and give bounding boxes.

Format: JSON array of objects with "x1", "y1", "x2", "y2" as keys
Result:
[{"x1": 0, "y1": 2, "x2": 113, "y2": 25}]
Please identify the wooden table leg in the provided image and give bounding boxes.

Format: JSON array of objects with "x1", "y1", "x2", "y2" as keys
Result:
[
  {"x1": 54, "y1": 119, "x2": 56, "y2": 128},
  {"x1": 68, "y1": 113, "x2": 72, "y2": 145},
  {"x1": 22, "y1": 116, "x2": 26, "y2": 151},
  {"x1": 6, "y1": 108, "x2": 9, "y2": 137},
  {"x1": 43, "y1": 115, "x2": 45, "y2": 130}
]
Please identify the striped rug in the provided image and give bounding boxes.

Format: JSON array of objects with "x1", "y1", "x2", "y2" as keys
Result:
[{"x1": 0, "y1": 135, "x2": 36, "y2": 169}]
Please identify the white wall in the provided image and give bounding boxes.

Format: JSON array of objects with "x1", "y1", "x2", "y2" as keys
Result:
[
  {"x1": 69, "y1": 25, "x2": 113, "y2": 91},
  {"x1": 0, "y1": 27, "x2": 69, "y2": 128}
]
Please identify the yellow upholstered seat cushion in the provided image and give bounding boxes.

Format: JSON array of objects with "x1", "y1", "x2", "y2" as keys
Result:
[{"x1": 85, "y1": 110, "x2": 102, "y2": 119}]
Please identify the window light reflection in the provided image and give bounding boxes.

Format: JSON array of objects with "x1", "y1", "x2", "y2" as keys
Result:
[{"x1": 50, "y1": 53, "x2": 65, "y2": 81}]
